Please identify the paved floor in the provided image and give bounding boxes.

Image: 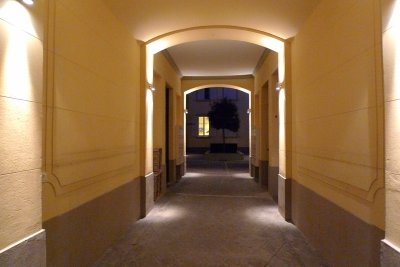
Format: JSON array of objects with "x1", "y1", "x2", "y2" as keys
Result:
[{"x1": 94, "y1": 157, "x2": 326, "y2": 266}]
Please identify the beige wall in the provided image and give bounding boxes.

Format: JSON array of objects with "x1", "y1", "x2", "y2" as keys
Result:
[
  {"x1": 254, "y1": 52, "x2": 280, "y2": 166},
  {"x1": 153, "y1": 52, "x2": 182, "y2": 165},
  {"x1": 382, "y1": 0, "x2": 400, "y2": 248},
  {"x1": 291, "y1": 0, "x2": 384, "y2": 228},
  {"x1": 43, "y1": 0, "x2": 141, "y2": 221},
  {"x1": 0, "y1": 0, "x2": 45, "y2": 250}
]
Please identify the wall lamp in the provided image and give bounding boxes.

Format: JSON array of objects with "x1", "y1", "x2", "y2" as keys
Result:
[
  {"x1": 184, "y1": 109, "x2": 189, "y2": 114},
  {"x1": 21, "y1": 0, "x2": 34, "y2": 5},
  {"x1": 148, "y1": 83, "x2": 156, "y2": 92},
  {"x1": 247, "y1": 108, "x2": 251, "y2": 114},
  {"x1": 276, "y1": 82, "x2": 284, "y2": 91}
]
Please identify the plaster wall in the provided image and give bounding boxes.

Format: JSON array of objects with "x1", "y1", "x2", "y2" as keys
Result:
[
  {"x1": 0, "y1": 0, "x2": 44, "y2": 250},
  {"x1": 382, "y1": 0, "x2": 400, "y2": 249},
  {"x1": 153, "y1": 74, "x2": 166, "y2": 165},
  {"x1": 254, "y1": 52, "x2": 280, "y2": 166},
  {"x1": 291, "y1": 0, "x2": 384, "y2": 232},
  {"x1": 153, "y1": 52, "x2": 182, "y2": 164},
  {"x1": 42, "y1": 0, "x2": 141, "y2": 224}
]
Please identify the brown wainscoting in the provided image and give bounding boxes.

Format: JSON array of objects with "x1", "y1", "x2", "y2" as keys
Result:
[
  {"x1": 0, "y1": 230, "x2": 46, "y2": 267},
  {"x1": 292, "y1": 180, "x2": 384, "y2": 266},
  {"x1": 141, "y1": 173, "x2": 155, "y2": 217},
  {"x1": 176, "y1": 163, "x2": 184, "y2": 182},
  {"x1": 251, "y1": 164, "x2": 259, "y2": 182},
  {"x1": 268, "y1": 165, "x2": 279, "y2": 202},
  {"x1": 44, "y1": 178, "x2": 141, "y2": 267},
  {"x1": 259, "y1": 160, "x2": 268, "y2": 188},
  {"x1": 168, "y1": 159, "x2": 177, "y2": 185},
  {"x1": 381, "y1": 240, "x2": 400, "y2": 266},
  {"x1": 278, "y1": 174, "x2": 291, "y2": 221},
  {"x1": 161, "y1": 164, "x2": 167, "y2": 195}
]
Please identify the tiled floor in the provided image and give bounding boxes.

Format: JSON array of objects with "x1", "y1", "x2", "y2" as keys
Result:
[{"x1": 94, "y1": 157, "x2": 326, "y2": 266}]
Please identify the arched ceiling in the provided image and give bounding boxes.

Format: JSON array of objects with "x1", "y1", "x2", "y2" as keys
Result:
[
  {"x1": 103, "y1": 0, "x2": 321, "y2": 41},
  {"x1": 104, "y1": 0, "x2": 321, "y2": 78},
  {"x1": 167, "y1": 40, "x2": 266, "y2": 77}
]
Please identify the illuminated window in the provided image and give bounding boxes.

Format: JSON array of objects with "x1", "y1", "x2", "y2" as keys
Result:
[{"x1": 198, "y1": 116, "x2": 210, "y2": 137}]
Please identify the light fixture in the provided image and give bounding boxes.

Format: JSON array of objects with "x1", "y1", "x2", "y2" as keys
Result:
[
  {"x1": 276, "y1": 82, "x2": 283, "y2": 91},
  {"x1": 148, "y1": 83, "x2": 155, "y2": 92},
  {"x1": 21, "y1": 0, "x2": 34, "y2": 5},
  {"x1": 247, "y1": 108, "x2": 251, "y2": 114},
  {"x1": 184, "y1": 109, "x2": 189, "y2": 114}
]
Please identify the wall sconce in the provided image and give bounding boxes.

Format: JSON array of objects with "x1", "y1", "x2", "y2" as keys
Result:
[
  {"x1": 276, "y1": 82, "x2": 283, "y2": 91},
  {"x1": 21, "y1": 0, "x2": 34, "y2": 5},
  {"x1": 148, "y1": 83, "x2": 155, "y2": 92},
  {"x1": 247, "y1": 108, "x2": 251, "y2": 114},
  {"x1": 184, "y1": 109, "x2": 189, "y2": 114}
]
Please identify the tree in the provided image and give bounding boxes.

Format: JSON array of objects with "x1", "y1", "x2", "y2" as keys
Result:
[{"x1": 208, "y1": 98, "x2": 240, "y2": 149}]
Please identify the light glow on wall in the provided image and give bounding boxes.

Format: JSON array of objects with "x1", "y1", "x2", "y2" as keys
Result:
[
  {"x1": 145, "y1": 89, "x2": 154, "y2": 174},
  {"x1": 0, "y1": 1, "x2": 36, "y2": 100},
  {"x1": 278, "y1": 88, "x2": 286, "y2": 175},
  {"x1": 390, "y1": 0, "x2": 400, "y2": 98}
]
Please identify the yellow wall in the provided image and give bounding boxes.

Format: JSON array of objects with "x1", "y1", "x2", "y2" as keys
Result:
[
  {"x1": 43, "y1": 0, "x2": 141, "y2": 221},
  {"x1": 0, "y1": 0, "x2": 45, "y2": 250},
  {"x1": 153, "y1": 73, "x2": 166, "y2": 165},
  {"x1": 382, "y1": 0, "x2": 400, "y2": 247},
  {"x1": 254, "y1": 52, "x2": 280, "y2": 166},
  {"x1": 291, "y1": 0, "x2": 384, "y2": 228},
  {"x1": 153, "y1": 52, "x2": 182, "y2": 164}
]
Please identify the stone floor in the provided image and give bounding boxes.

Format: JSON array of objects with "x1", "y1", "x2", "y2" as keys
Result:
[{"x1": 94, "y1": 157, "x2": 326, "y2": 267}]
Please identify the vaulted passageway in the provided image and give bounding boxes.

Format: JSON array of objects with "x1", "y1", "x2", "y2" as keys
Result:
[{"x1": 94, "y1": 156, "x2": 324, "y2": 266}]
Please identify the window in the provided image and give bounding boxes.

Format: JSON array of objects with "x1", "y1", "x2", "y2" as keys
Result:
[{"x1": 198, "y1": 116, "x2": 210, "y2": 137}]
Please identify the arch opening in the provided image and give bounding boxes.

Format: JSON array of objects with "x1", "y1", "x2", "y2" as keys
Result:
[
  {"x1": 184, "y1": 86, "x2": 252, "y2": 168},
  {"x1": 146, "y1": 26, "x2": 285, "y2": 87}
]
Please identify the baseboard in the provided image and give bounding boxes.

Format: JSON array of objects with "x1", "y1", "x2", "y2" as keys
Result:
[
  {"x1": 0, "y1": 230, "x2": 46, "y2": 267},
  {"x1": 381, "y1": 239, "x2": 400, "y2": 266}
]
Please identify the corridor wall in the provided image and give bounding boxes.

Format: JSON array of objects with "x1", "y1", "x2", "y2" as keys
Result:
[
  {"x1": 254, "y1": 52, "x2": 280, "y2": 197},
  {"x1": 42, "y1": 0, "x2": 142, "y2": 266},
  {"x1": 290, "y1": 0, "x2": 384, "y2": 265},
  {"x1": 381, "y1": 0, "x2": 400, "y2": 264},
  {"x1": 0, "y1": 0, "x2": 46, "y2": 264},
  {"x1": 153, "y1": 52, "x2": 182, "y2": 188}
]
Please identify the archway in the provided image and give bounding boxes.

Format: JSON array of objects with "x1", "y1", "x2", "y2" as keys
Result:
[
  {"x1": 145, "y1": 26, "x2": 285, "y2": 87},
  {"x1": 183, "y1": 85, "x2": 252, "y2": 168}
]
